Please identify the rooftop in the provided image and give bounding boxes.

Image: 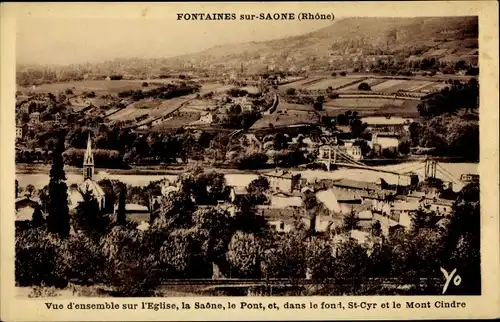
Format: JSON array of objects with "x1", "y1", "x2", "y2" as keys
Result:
[
  {"x1": 331, "y1": 179, "x2": 380, "y2": 191},
  {"x1": 264, "y1": 169, "x2": 297, "y2": 179}
]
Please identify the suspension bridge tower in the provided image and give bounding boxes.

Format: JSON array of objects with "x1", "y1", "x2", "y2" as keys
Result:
[{"x1": 424, "y1": 158, "x2": 437, "y2": 180}]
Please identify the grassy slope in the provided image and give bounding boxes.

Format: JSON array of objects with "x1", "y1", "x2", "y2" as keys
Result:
[{"x1": 170, "y1": 16, "x2": 478, "y2": 67}]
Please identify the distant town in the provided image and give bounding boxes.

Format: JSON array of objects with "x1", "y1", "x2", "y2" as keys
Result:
[{"x1": 15, "y1": 16, "x2": 480, "y2": 298}]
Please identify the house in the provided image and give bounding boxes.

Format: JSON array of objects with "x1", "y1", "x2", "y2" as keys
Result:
[
  {"x1": 256, "y1": 206, "x2": 310, "y2": 233},
  {"x1": 29, "y1": 112, "x2": 40, "y2": 123},
  {"x1": 330, "y1": 178, "x2": 383, "y2": 194},
  {"x1": 460, "y1": 173, "x2": 479, "y2": 183},
  {"x1": 428, "y1": 198, "x2": 454, "y2": 216},
  {"x1": 362, "y1": 116, "x2": 413, "y2": 135},
  {"x1": 372, "y1": 200, "x2": 419, "y2": 235},
  {"x1": 316, "y1": 188, "x2": 371, "y2": 216},
  {"x1": 343, "y1": 145, "x2": 363, "y2": 160},
  {"x1": 20, "y1": 102, "x2": 31, "y2": 114},
  {"x1": 16, "y1": 126, "x2": 23, "y2": 139},
  {"x1": 269, "y1": 193, "x2": 303, "y2": 208},
  {"x1": 263, "y1": 169, "x2": 301, "y2": 193},
  {"x1": 369, "y1": 133, "x2": 402, "y2": 152},
  {"x1": 229, "y1": 186, "x2": 248, "y2": 203}
]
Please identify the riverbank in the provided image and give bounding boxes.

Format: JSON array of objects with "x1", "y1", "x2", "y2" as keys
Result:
[{"x1": 16, "y1": 161, "x2": 478, "y2": 192}]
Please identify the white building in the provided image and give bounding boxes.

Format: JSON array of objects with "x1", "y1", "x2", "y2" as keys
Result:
[
  {"x1": 369, "y1": 133, "x2": 402, "y2": 151},
  {"x1": 16, "y1": 126, "x2": 23, "y2": 139}
]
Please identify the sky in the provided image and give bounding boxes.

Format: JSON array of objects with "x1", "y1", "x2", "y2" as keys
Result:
[{"x1": 16, "y1": 18, "x2": 333, "y2": 65}]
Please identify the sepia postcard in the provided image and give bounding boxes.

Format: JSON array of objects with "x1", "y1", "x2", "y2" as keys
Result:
[{"x1": 1, "y1": 1, "x2": 499, "y2": 321}]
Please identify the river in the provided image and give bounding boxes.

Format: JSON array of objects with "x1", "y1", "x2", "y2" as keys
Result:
[{"x1": 16, "y1": 162, "x2": 478, "y2": 192}]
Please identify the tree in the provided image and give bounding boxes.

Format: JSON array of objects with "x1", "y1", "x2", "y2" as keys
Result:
[
  {"x1": 46, "y1": 139, "x2": 70, "y2": 238},
  {"x1": 25, "y1": 184, "x2": 35, "y2": 198},
  {"x1": 358, "y1": 82, "x2": 371, "y2": 91},
  {"x1": 313, "y1": 96, "x2": 324, "y2": 111},
  {"x1": 441, "y1": 182, "x2": 480, "y2": 294},
  {"x1": 32, "y1": 205, "x2": 45, "y2": 227},
  {"x1": 192, "y1": 206, "x2": 234, "y2": 264},
  {"x1": 333, "y1": 239, "x2": 369, "y2": 294},
  {"x1": 159, "y1": 228, "x2": 206, "y2": 278},
  {"x1": 116, "y1": 187, "x2": 127, "y2": 226},
  {"x1": 342, "y1": 211, "x2": 359, "y2": 232},
  {"x1": 371, "y1": 221, "x2": 382, "y2": 237},
  {"x1": 247, "y1": 176, "x2": 270, "y2": 195},
  {"x1": 74, "y1": 189, "x2": 109, "y2": 237},
  {"x1": 226, "y1": 232, "x2": 263, "y2": 278},
  {"x1": 102, "y1": 226, "x2": 162, "y2": 296},
  {"x1": 15, "y1": 179, "x2": 19, "y2": 198},
  {"x1": 154, "y1": 191, "x2": 196, "y2": 230},
  {"x1": 285, "y1": 88, "x2": 296, "y2": 96},
  {"x1": 306, "y1": 236, "x2": 334, "y2": 279},
  {"x1": 262, "y1": 232, "x2": 307, "y2": 281},
  {"x1": 411, "y1": 207, "x2": 438, "y2": 233}
]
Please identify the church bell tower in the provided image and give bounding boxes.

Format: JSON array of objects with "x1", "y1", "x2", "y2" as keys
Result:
[{"x1": 83, "y1": 133, "x2": 94, "y2": 180}]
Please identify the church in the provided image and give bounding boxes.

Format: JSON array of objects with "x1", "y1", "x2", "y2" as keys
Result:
[{"x1": 68, "y1": 133, "x2": 106, "y2": 211}]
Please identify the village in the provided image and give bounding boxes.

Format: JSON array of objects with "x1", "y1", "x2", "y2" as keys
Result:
[{"x1": 13, "y1": 15, "x2": 481, "y2": 298}]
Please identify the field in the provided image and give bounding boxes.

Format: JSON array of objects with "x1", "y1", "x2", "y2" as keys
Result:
[
  {"x1": 279, "y1": 77, "x2": 325, "y2": 89},
  {"x1": 278, "y1": 102, "x2": 317, "y2": 112},
  {"x1": 149, "y1": 113, "x2": 202, "y2": 132},
  {"x1": 107, "y1": 98, "x2": 163, "y2": 122},
  {"x1": 280, "y1": 75, "x2": 449, "y2": 95},
  {"x1": 325, "y1": 98, "x2": 407, "y2": 108},
  {"x1": 322, "y1": 99, "x2": 420, "y2": 117},
  {"x1": 250, "y1": 110, "x2": 320, "y2": 130},
  {"x1": 368, "y1": 79, "x2": 447, "y2": 93},
  {"x1": 107, "y1": 83, "x2": 230, "y2": 123},
  {"x1": 18, "y1": 80, "x2": 159, "y2": 95},
  {"x1": 304, "y1": 77, "x2": 364, "y2": 90}
]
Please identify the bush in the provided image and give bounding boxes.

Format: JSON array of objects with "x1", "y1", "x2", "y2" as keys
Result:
[
  {"x1": 15, "y1": 227, "x2": 67, "y2": 287},
  {"x1": 102, "y1": 226, "x2": 163, "y2": 296},
  {"x1": 285, "y1": 88, "x2": 296, "y2": 96},
  {"x1": 339, "y1": 71, "x2": 347, "y2": 76},
  {"x1": 358, "y1": 82, "x2": 371, "y2": 91},
  {"x1": 65, "y1": 88, "x2": 73, "y2": 95},
  {"x1": 142, "y1": 82, "x2": 149, "y2": 87},
  {"x1": 59, "y1": 233, "x2": 107, "y2": 284},
  {"x1": 234, "y1": 152, "x2": 268, "y2": 170}
]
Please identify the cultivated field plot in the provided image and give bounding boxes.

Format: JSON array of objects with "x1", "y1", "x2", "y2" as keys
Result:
[
  {"x1": 278, "y1": 102, "x2": 316, "y2": 112},
  {"x1": 107, "y1": 98, "x2": 163, "y2": 122},
  {"x1": 325, "y1": 98, "x2": 407, "y2": 108},
  {"x1": 250, "y1": 110, "x2": 320, "y2": 130},
  {"x1": 322, "y1": 98, "x2": 420, "y2": 117},
  {"x1": 279, "y1": 77, "x2": 325, "y2": 89},
  {"x1": 339, "y1": 78, "x2": 387, "y2": 91},
  {"x1": 150, "y1": 113, "x2": 202, "y2": 132},
  {"x1": 369, "y1": 79, "x2": 444, "y2": 93},
  {"x1": 19, "y1": 80, "x2": 160, "y2": 95},
  {"x1": 305, "y1": 77, "x2": 364, "y2": 90},
  {"x1": 179, "y1": 99, "x2": 218, "y2": 113}
]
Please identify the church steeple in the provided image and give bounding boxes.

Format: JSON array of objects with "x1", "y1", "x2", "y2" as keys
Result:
[{"x1": 83, "y1": 132, "x2": 94, "y2": 179}]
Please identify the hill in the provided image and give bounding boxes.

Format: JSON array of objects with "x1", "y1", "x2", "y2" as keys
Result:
[{"x1": 167, "y1": 16, "x2": 478, "y2": 72}]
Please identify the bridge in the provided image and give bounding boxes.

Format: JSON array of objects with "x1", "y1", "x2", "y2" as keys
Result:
[{"x1": 317, "y1": 145, "x2": 468, "y2": 185}]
